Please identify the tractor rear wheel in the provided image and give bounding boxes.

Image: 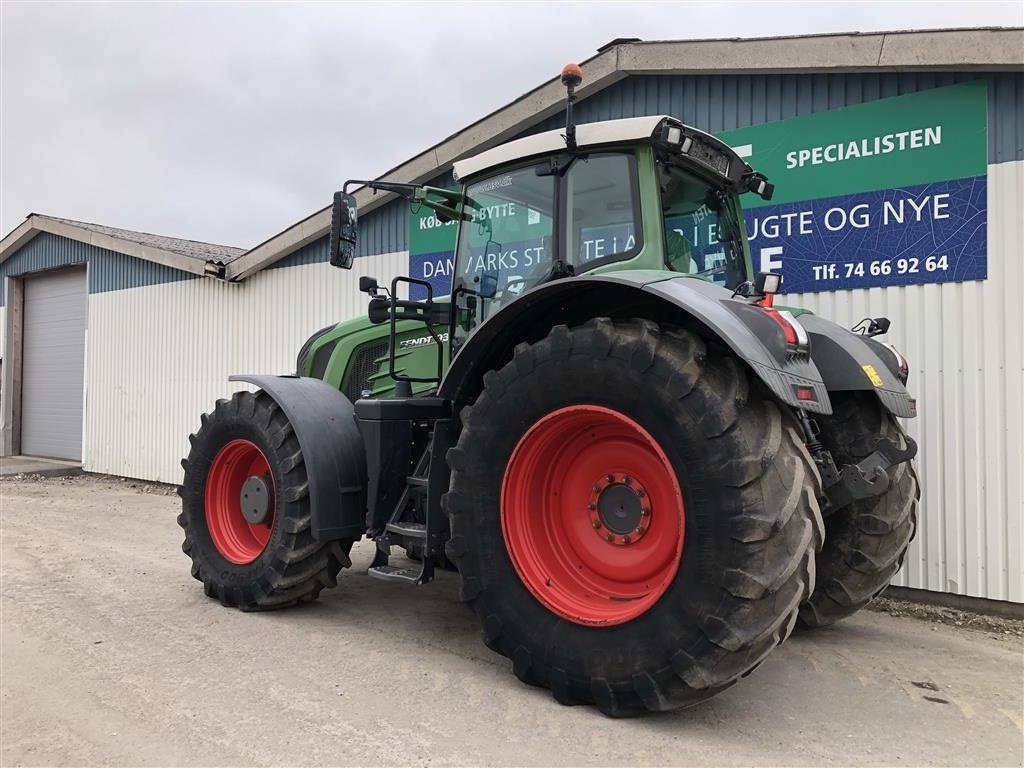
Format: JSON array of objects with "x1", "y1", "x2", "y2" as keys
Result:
[
  {"x1": 799, "y1": 393, "x2": 919, "y2": 628},
  {"x1": 178, "y1": 389, "x2": 353, "y2": 610},
  {"x1": 444, "y1": 319, "x2": 823, "y2": 716}
]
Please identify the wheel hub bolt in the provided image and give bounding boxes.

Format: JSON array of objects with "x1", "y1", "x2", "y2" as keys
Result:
[
  {"x1": 589, "y1": 474, "x2": 650, "y2": 546},
  {"x1": 240, "y1": 474, "x2": 273, "y2": 525}
]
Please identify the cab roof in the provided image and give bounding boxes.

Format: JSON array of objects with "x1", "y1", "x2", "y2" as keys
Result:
[{"x1": 452, "y1": 115, "x2": 672, "y2": 182}]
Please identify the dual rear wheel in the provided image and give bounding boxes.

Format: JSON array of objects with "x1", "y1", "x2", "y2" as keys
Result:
[
  {"x1": 800, "y1": 393, "x2": 920, "y2": 627},
  {"x1": 445, "y1": 318, "x2": 824, "y2": 715}
]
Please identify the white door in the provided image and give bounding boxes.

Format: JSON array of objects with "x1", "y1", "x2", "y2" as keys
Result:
[{"x1": 21, "y1": 267, "x2": 87, "y2": 460}]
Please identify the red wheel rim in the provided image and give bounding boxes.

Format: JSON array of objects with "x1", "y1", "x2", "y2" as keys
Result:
[
  {"x1": 501, "y1": 405, "x2": 685, "y2": 626},
  {"x1": 205, "y1": 439, "x2": 275, "y2": 564}
]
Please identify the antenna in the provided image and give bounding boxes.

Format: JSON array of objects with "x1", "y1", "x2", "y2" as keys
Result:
[{"x1": 560, "y1": 63, "x2": 583, "y2": 150}]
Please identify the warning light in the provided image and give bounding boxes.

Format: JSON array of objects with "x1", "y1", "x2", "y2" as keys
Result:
[
  {"x1": 561, "y1": 63, "x2": 583, "y2": 87},
  {"x1": 794, "y1": 385, "x2": 817, "y2": 402}
]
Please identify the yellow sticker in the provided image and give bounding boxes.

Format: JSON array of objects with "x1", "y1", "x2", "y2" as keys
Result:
[{"x1": 862, "y1": 364, "x2": 884, "y2": 387}]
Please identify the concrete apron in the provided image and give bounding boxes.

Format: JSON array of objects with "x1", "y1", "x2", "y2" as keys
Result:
[{"x1": 0, "y1": 455, "x2": 83, "y2": 478}]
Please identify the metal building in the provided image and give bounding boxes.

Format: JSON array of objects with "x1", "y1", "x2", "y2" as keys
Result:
[{"x1": 1, "y1": 28, "x2": 1021, "y2": 605}]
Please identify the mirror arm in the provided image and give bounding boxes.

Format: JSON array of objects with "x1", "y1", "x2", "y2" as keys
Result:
[
  {"x1": 343, "y1": 179, "x2": 421, "y2": 199},
  {"x1": 412, "y1": 187, "x2": 468, "y2": 224},
  {"x1": 417, "y1": 186, "x2": 463, "y2": 205}
]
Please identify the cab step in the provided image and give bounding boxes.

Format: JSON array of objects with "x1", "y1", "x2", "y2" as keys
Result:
[
  {"x1": 386, "y1": 521, "x2": 427, "y2": 539},
  {"x1": 367, "y1": 564, "x2": 424, "y2": 584}
]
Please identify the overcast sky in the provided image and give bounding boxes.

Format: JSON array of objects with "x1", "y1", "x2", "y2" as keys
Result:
[{"x1": 2, "y1": 1, "x2": 1021, "y2": 248}]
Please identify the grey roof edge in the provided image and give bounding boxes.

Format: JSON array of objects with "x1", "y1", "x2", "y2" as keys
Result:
[
  {"x1": 0, "y1": 215, "x2": 215, "y2": 278},
  {"x1": 621, "y1": 28, "x2": 1024, "y2": 74},
  {"x1": 48, "y1": 217, "x2": 247, "y2": 265},
  {"x1": 225, "y1": 26, "x2": 1023, "y2": 282}
]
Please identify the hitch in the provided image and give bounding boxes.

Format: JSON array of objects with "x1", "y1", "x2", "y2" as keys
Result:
[
  {"x1": 796, "y1": 409, "x2": 917, "y2": 514},
  {"x1": 824, "y1": 436, "x2": 917, "y2": 513}
]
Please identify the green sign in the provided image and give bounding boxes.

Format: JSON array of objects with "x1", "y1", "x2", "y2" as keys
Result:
[
  {"x1": 410, "y1": 196, "x2": 460, "y2": 255},
  {"x1": 718, "y1": 80, "x2": 987, "y2": 208}
]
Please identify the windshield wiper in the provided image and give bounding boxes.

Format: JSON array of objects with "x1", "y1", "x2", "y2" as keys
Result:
[{"x1": 536, "y1": 153, "x2": 585, "y2": 177}]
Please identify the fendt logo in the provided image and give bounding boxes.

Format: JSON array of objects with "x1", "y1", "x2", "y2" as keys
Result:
[{"x1": 399, "y1": 333, "x2": 450, "y2": 349}]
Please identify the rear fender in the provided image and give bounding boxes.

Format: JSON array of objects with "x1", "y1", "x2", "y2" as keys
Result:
[
  {"x1": 796, "y1": 314, "x2": 917, "y2": 418},
  {"x1": 439, "y1": 274, "x2": 833, "y2": 414},
  {"x1": 643, "y1": 277, "x2": 832, "y2": 413},
  {"x1": 229, "y1": 374, "x2": 368, "y2": 540}
]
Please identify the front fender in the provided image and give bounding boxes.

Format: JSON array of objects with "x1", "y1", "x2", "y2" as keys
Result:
[{"x1": 229, "y1": 374, "x2": 368, "y2": 540}]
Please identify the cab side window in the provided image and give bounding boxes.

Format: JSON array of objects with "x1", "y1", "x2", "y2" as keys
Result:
[
  {"x1": 659, "y1": 164, "x2": 746, "y2": 287},
  {"x1": 565, "y1": 154, "x2": 641, "y2": 267}
]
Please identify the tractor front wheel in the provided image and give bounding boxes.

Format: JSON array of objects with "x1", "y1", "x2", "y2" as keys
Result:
[
  {"x1": 445, "y1": 319, "x2": 824, "y2": 716},
  {"x1": 178, "y1": 389, "x2": 353, "y2": 610}
]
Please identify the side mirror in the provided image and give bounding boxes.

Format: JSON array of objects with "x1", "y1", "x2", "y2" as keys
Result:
[{"x1": 329, "y1": 192, "x2": 358, "y2": 269}]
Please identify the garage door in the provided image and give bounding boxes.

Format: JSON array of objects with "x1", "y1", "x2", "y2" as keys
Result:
[{"x1": 22, "y1": 267, "x2": 87, "y2": 460}]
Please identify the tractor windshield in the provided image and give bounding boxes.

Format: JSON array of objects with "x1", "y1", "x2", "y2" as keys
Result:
[
  {"x1": 453, "y1": 164, "x2": 556, "y2": 330},
  {"x1": 659, "y1": 164, "x2": 748, "y2": 289},
  {"x1": 453, "y1": 153, "x2": 643, "y2": 345}
]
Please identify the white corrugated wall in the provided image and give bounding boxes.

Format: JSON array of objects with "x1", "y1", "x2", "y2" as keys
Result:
[
  {"x1": 84, "y1": 250, "x2": 408, "y2": 484},
  {"x1": 788, "y1": 160, "x2": 1023, "y2": 603}
]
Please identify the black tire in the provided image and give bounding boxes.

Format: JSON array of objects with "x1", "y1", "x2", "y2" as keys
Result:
[
  {"x1": 178, "y1": 389, "x2": 354, "y2": 611},
  {"x1": 444, "y1": 318, "x2": 823, "y2": 716},
  {"x1": 799, "y1": 393, "x2": 920, "y2": 628}
]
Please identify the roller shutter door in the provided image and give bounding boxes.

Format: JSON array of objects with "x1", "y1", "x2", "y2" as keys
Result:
[{"x1": 21, "y1": 267, "x2": 87, "y2": 460}]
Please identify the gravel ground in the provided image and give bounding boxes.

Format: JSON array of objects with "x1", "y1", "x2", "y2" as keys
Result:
[
  {"x1": 868, "y1": 596, "x2": 1023, "y2": 639},
  {"x1": 2, "y1": 474, "x2": 1022, "y2": 767}
]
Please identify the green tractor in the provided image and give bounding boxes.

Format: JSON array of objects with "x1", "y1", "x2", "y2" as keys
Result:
[{"x1": 179, "y1": 65, "x2": 919, "y2": 715}]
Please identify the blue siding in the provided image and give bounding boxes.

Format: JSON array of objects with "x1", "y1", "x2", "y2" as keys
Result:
[
  {"x1": 0, "y1": 232, "x2": 197, "y2": 306},
  {"x1": 520, "y1": 72, "x2": 1023, "y2": 164},
  {"x1": 269, "y1": 234, "x2": 328, "y2": 270}
]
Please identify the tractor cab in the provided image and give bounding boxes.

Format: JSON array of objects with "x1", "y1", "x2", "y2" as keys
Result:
[
  {"x1": 329, "y1": 65, "x2": 775, "y2": 362},
  {"x1": 444, "y1": 113, "x2": 771, "y2": 350}
]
